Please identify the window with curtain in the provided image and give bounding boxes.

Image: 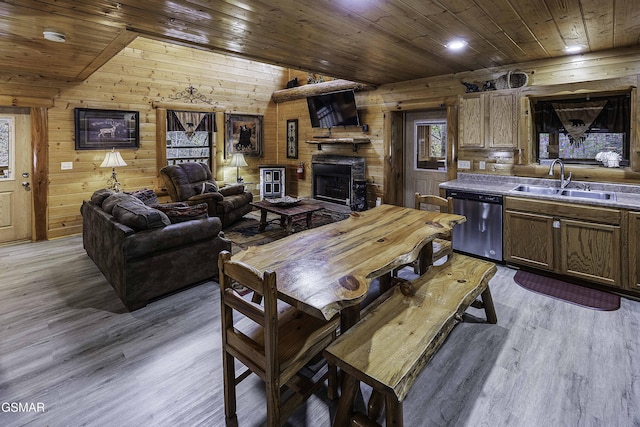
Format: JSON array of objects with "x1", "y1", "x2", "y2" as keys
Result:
[
  {"x1": 166, "y1": 111, "x2": 216, "y2": 166},
  {"x1": 534, "y1": 92, "x2": 630, "y2": 165}
]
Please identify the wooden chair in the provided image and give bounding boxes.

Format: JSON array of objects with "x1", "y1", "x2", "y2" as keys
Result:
[
  {"x1": 414, "y1": 193, "x2": 454, "y2": 265},
  {"x1": 393, "y1": 193, "x2": 454, "y2": 277},
  {"x1": 218, "y1": 251, "x2": 340, "y2": 426}
]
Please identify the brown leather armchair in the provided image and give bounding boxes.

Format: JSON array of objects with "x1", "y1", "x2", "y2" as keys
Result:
[{"x1": 160, "y1": 162, "x2": 253, "y2": 228}]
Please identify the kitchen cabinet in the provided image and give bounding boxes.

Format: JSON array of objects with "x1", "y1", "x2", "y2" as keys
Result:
[
  {"x1": 504, "y1": 210, "x2": 555, "y2": 270},
  {"x1": 504, "y1": 197, "x2": 623, "y2": 288},
  {"x1": 628, "y1": 212, "x2": 640, "y2": 291},
  {"x1": 458, "y1": 94, "x2": 484, "y2": 148},
  {"x1": 459, "y1": 91, "x2": 517, "y2": 149}
]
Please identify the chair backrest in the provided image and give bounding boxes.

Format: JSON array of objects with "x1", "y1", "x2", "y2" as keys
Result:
[
  {"x1": 218, "y1": 250, "x2": 280, "y2": 377},
  {"x1": 160, "y1": 162, "x2": 217, "y2": 202},
  {"x1": 414, "y1": 193, "x2": 453, "y2": 214}
]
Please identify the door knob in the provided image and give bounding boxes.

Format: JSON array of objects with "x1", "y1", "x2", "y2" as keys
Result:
[{"x1": 21, "y1": 182, "x2": 31, "y2": 191}]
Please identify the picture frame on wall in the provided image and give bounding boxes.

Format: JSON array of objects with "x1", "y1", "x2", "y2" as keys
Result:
[
  {"x1": 286, "y1": 119, "x2": 298, "y2": 159},
  {"x1": 74, "y1": 108, "x2": 139, "y2": 150},
  {"x1": 225, "y1": 113, "x2": 263, "y2": 158}
]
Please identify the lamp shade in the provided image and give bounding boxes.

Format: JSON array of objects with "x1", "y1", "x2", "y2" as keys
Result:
[
  {"x1": 229, "y1": 153, "x2": 248, "y2": 167},
  {"x1": 100, "y1": 149, "x2": 127, "y2": 168}
]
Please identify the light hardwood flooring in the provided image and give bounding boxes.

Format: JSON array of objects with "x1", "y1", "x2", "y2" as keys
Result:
[{"x1": 1, "y1": 236, "x2": 640, "y2": 426}]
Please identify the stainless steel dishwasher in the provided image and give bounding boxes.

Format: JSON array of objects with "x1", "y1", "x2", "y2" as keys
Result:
[{"x1": 445, "y1": 190, "x2": 503, "y2": 262}]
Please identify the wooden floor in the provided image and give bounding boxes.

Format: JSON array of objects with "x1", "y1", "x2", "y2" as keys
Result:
[{"x1": 1, "y1": 235, "x2": 640, "y2": 426}]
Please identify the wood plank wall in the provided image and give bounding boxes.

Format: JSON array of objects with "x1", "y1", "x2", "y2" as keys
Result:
[
  {"x1": 274, "y1": 76, "x2": 386, "y2": 205},
  {"x1": 4, "y1": 38, "x2": 640, "y2": 240},
  {"x1": 375, "y1": 46, "x2": 640, "y2": 183},
  {"x1": 45, "y1": 37, "x2": 288, "y2": 239}
]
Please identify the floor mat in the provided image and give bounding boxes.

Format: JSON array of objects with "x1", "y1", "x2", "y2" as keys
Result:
[{"x1": 514, "y1": 270, "x2": 620, "y2": 311}]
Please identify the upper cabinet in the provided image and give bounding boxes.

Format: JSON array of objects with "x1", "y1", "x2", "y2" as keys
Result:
[
  {"x1": 458, "y1": 94, "x2": 484, "y2": 148},
  {"x1": 459, "y1": 91, "x2": 517, "y2": 149}
]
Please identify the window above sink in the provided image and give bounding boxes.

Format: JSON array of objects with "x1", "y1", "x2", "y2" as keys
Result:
[{"x1": 532, "y1": 91, "x2": 630, "y2": 167}]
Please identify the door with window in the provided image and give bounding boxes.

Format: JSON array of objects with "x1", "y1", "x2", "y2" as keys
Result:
[
  {"x1": 0, "y1": 111, "x2": 32, "y2": 244},
  {"x1": 404, "y1": 110, "x2": 448, "y2": 208}
]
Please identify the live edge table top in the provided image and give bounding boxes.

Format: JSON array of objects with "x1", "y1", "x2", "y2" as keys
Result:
[{"x1": 232, "y1": 204, "x2": 466, "y2": 321}]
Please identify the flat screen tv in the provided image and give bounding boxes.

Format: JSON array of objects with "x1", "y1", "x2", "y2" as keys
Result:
[{"x1": 306, "y1": 90, "x2": 361, "y2": 129}]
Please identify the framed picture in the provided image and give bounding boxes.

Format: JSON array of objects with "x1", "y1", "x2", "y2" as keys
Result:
[
  {"x1": 74, "y1": 108, "x2": 139, "y2": 150},
  {"x1": 286, "y1": 119, "x2": 298, "y2": 159},
  {"x1": 225, "y1": 113, "x2": 263, "y2": 158}
]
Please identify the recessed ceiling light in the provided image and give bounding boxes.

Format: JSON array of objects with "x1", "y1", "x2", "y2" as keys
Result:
[
  {"x1": 564, "y1": 45, "x2": 583, "y2": 53},
  {"x1": 446, "y1": 40, "x2": 468, "y2": 51},
  {"x1": 43, "y1": 31, "x2": 66, "y2": 43}
]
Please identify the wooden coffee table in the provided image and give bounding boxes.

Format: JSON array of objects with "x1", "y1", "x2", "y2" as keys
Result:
[{"x1": 251, "y1": 199, "x2": 325, "y2": 234}]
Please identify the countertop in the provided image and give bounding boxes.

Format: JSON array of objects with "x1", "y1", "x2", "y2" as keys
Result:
[{"x1": 439, "y1": 173, "x2": 640, "y2": 210}]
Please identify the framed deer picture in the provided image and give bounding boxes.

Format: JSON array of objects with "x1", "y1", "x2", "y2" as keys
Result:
[{"x1": 74, "y1": 108, "x2": 140, "y2": 150}]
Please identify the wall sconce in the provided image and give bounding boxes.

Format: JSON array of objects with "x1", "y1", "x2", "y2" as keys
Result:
[
  {"x1": 100, "y1": 148, "x2": 127, "y2": 191},
  {"x1": 229, "y1": 153, "x2": 248, "y2": 183}
]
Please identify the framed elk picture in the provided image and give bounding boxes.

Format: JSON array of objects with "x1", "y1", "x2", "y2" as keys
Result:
[{"x1": 74, "y1": 108, "x2": 140, "y2": 150}]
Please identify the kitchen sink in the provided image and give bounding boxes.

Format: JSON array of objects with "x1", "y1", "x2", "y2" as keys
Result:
[
  {"x1": 511, "y1": 184, "x2": 617, "y2": 201},
  {"x1": 559, "y1": 189, "x2": 616, "y2": 200},
  {"x1": 511, "y1": 184, "x2": 559, "y2": 195}
]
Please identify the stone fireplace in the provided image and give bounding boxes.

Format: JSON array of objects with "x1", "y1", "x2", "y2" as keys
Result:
[{"x1": 311, "y1": 155, "x2": 366, "y2": 209}]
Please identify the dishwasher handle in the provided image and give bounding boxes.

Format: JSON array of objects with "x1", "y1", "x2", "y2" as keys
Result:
[{"x1": 446, "y1": 190, "x2": 503, "y2": 204}]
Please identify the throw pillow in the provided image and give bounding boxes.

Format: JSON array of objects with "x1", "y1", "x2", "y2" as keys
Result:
[
  {"x1": 90, "y1": 188, "x2": 115, "y2": 206},
  {"x1": 193, "y1": 181, "x2": 218, "y2": 195},
  {"x1": 154, "y1": 202, "x2": 209, "y2": 223},
  {"x1": 219, "y1": 184, "x2": 245, "y2": 196},
  {"x1": 126, "y1": 188, "x2": 158, "y2": 206},
  {"x1": 102, "y1": 193, "x2": 144, "y2": 215},
  {"x1": 112, "y1": 201, "x2": 171, "y2": 231}
]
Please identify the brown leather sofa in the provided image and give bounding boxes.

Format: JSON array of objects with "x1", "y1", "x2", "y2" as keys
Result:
[
  {"x1": 160, "y1": 162, "x2": 253, "y2": 228},
  {"x1": 81, "y1": 189, "x2": 231, "y2": 310}
]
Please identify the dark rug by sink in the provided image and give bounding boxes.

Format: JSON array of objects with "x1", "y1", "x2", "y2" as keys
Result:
[{"x1": 514, "y1": 270, "x2": 620, "y2": 311}]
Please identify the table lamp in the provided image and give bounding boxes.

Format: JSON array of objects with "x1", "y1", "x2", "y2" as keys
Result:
[
  {"x1": 100, "y1": 148, "x2": 127, "y2": 191},
  {"x1": 229, "y1": 153, "x2": 248, "y2": 183}
]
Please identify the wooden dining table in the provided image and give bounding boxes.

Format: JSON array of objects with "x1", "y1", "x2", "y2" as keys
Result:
[{"x1": 231, "y1": 204, "x2": 466, "y2": 330}]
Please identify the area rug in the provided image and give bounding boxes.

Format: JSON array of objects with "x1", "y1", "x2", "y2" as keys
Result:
[
  {"x1": 224, "y1": 208, "x2": 350, "y2": 253},
  {"x1": 514, "y1": 270, "x2": 620, "y2": 311}
]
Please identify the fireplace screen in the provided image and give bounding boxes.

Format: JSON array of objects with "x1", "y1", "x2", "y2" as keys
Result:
[{"x1": 313, "y1": 163, "x2": 351, "y2": 205}]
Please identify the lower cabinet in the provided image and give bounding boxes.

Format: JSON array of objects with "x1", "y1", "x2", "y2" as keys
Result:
[
  {"x1": 628, "y1": 212, "x2": 640, "y2": 292},
  {"x1": 504, "y1": 197, "x2": 624, "y2": 289},
  {"x1": 504, "y1": 210, "x2": 555, "y2": 270}
]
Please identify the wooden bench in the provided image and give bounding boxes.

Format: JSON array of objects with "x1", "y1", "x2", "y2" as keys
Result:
[{"x1": 324, "y1": 253, "x2": 498, "y2": 427}]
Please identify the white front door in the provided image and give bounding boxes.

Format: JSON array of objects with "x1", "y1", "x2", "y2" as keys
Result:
[
  {"x1": 404, "y1": 110, "x2": 448, "y2": 208},
  {"x1": 0, "y1": 111, "x2": 32, "y2": 244}
]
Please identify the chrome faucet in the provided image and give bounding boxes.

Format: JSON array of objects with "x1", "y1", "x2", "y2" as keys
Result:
[{"x1": 548, "y1": 158, "x2": 572, "y2": 189}]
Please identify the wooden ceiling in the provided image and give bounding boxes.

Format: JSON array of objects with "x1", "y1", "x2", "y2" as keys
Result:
[{"x1": 2, "y1": 0, "x2": 640, "y2": 90}]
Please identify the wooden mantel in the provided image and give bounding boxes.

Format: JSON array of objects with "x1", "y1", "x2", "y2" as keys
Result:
[
  {"x1": 305, "y1": 137, "x2": 370, "y2": 152},
  {"x1": 271, "y1": 79, "x2": 377, "y2": 103}
]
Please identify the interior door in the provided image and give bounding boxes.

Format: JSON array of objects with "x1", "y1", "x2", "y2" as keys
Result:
[
  {"x1": 404, "y1": 110, "x2": 448, "y2": 207},
  {"x1": 0, "y1": 111, "x2": 32, "y2": 244}
]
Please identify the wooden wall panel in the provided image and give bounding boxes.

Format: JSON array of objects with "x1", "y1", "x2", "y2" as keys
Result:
[
  {"x1": 45, "y1": 37, "x2": 288, "y2": 239},
  {"x1": 274, "y1": 91, "x2": 385, "y2": 207},
  {"x1": 5, "y1": 36, "x2": 640, "y2": 239}
]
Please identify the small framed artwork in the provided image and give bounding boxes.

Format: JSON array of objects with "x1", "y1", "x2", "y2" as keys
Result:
[
  {"x1": 225, "y1": 113, "x2": 263, "y2": 158},
  {"x1": 74, "y1": 108, "x2": 139, "y2": 150},
  {"x1": 286, "y1": 119, "x2": 298, "y2": 159}
]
